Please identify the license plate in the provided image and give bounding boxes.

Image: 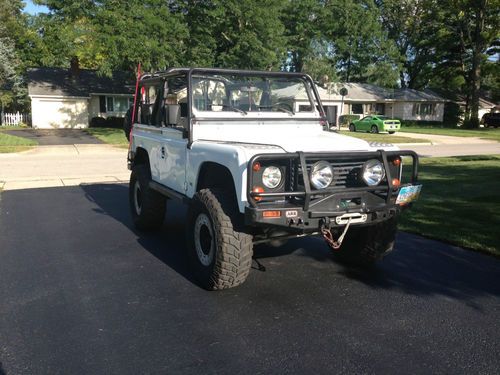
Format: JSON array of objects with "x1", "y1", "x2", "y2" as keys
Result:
[{"x1": 396, "y1": 184, "x2": 422, "y2": 205}]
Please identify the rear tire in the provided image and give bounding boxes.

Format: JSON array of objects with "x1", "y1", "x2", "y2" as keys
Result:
[
  {"x1": 388, "y1": 131, "x2": 395, "y2": 134},
  {"x1": 129, "y1": 164, "x2": 166, "y2": 230},
  {"x1": 332, "y1": 218, "x2": 397, "y2": 266},
  {"x1": 370, "y1": 125, "x2": 379, "y2": 134},
  {"x1": 349, "y1": 123, "x2": 356, "y2": 132},
  {"x1": 186, "y1": 189, "x2": 253, "y2": 290}
]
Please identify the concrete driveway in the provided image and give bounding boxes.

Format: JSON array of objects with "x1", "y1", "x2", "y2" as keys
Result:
[{"x1": 3, "y1": 129, "x2": 104, "y2": 145}]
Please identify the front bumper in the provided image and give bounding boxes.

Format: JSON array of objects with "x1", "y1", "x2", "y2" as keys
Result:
[{"x1": 245, "y1": 149, "x2": 418, "y2": 232}]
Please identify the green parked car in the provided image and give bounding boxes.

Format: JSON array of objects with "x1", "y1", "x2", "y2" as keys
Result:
[{"x1": 349, "y1": 115, "x2": 401, "y2": 134}]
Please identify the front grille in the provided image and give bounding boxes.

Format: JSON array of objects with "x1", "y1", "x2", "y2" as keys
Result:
[{"x1": 297, "y1": 160, "x2": 365, "y2": 189}]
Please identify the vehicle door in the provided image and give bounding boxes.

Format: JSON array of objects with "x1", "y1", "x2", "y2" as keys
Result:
[
  {"x1": 134, "y1": 80, "x2": 165, "y2": 181},
  {"x1": 158, "y1": 75, "x2": 188, "y2": 193},
  {"x1": 360, "y1": 116, "x2": 372, "y2": 131}
]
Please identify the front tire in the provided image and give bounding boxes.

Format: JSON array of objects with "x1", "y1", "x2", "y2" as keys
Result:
[
  {"x1": 186, "y1": 189, "x2": 253, "y2": 290},
  {"x1": 129, "y1": 164, "x2": 166, "y2": 230},
  {"x1": 349, "y1": 123, "x2": 356, "y2": 132},
  {"x1": 332, "y1": 218, "x2": 397, "y2": 266}
]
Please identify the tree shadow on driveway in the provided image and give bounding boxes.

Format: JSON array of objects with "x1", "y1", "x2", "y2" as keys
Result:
[{"x1": 80, "y1": 183, "x2": 500, "y2": 304}]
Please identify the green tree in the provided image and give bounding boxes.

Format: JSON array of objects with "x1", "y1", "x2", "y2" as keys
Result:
[
  {"x1": 437, "y1": 0, "x2": 500, "y2": 127},
  {"x1": 0, "y1": 0, "x2": 30, "y2": 111},
  {"x1": 210, "y1": 0, "x2": 288, "y2": 70},
  {"x1": 322, "y1": 0, "x2": 401, "y2": 87},
  {"x1": 377, "y1": 0, "x2": 443, "y2": 89}
]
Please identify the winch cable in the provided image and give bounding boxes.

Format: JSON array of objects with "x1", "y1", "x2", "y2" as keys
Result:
[{"x1": 321, "y1": 217, "x2": 352, "y2": 250}]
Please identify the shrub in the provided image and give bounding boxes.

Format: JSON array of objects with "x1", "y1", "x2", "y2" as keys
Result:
[
  {"x1": 401, "y1": 120, "x2": 447, "y2": 128},
  {"x1": 339, "y1": 114, "x2": 360, "y2": 126},
  {"x1": 105, "y1": 116, "x2": 124, "y2": 129},
  {"x1": 90, "y1": 117, "x2": 107, "y2": 128}
]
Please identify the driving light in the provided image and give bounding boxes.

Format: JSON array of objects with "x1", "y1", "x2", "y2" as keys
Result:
[
  {"x1": 362, "y1": 159, "x2": 385, "y2": 186},
  {"x1": 262, "y1": 166, "x2": 282, "y2": 189},
  {"x1": 310, "y1": 161, "x2": 333, "y2": 189}
]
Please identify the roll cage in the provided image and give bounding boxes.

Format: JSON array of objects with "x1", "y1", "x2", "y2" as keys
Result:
[{"x1": 136, "y1": 68, "x2": 327, "y2": 148}]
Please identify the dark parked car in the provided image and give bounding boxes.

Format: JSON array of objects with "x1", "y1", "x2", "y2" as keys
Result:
[{"x1": 481, "y1": 112, "x2": 500, "y2": 128}]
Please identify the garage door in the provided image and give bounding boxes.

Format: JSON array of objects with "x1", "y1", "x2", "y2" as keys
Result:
[{"x1": 31, "y1": 97, "x2": 89, "y2": 129}]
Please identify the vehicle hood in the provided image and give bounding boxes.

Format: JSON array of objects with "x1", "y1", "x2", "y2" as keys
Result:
[{"x1": 194, "y1": 124, "x2": 399, "y2": 157}]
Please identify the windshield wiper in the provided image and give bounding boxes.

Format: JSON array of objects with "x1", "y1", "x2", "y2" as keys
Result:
[
  {"x1": 222, "y1": 104, "x2": 247, "y2": 115},
  {"x1": 258, "y1": 104, "x2": 294, "y2": 115}
]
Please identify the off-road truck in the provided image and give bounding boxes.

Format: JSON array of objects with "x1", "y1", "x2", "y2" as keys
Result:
[{"x1": 126, "y1": 68, "x2": 421, "y2": 290}]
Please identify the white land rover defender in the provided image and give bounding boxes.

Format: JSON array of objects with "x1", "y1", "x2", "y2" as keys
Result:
[{"x1": 126, "y1": 68, "x2": 421, "y2": 290}]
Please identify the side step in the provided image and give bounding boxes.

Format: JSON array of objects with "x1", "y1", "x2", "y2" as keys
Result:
[{"x1": 149, "y1": 181, "x2": 188, "y2": 203}]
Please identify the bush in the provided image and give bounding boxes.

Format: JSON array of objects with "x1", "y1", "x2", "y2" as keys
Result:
[
  {"x1": 90, "y1": 117, "x2": 107, "y2": 128},
  {"x1": 89, "y1": 116, "x2": 124, "y2": 128},
  {"x1": 401, "y1": 120, "x2": 447, "y2": 128},
  {"x1": 339, "y1": 114, "x2": 360, "y2": 126},
  {"x1": 105, "y1": 116, "x2": 124, "y2": 129}
]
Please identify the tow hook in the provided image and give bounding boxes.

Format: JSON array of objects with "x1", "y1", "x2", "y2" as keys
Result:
[{"x1": 321, "y1": 217, "x2": 352, "y2": 250}]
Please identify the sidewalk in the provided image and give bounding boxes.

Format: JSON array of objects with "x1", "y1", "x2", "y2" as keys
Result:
[
  {"x1": 0, "y1": 144, "x2": 129, "y2": 191},
  {"x1": 397, "y1": 131, "x2": 497, "y2": 145}
]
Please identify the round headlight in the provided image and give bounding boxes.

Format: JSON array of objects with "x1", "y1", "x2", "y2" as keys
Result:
[
  {"x1": 262, "y1": 166, "x2": 282, "y2": 189},
  {"x1": 310, "y1": 161, "x2": 333, "y2": 189},
  {"x1": 362, "y1": 159, "x2": 385, "y2": 186}
]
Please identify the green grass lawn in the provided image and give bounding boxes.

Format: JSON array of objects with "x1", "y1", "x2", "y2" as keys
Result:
[
  {"x1": 399, "y1": 127, "x2": 500, "y2": 142},
  {"x1": 339, "y1": 130, "x2": 429, "y2": 143},
  {"x1": 0, "y1": 132, "x2": 37, "y2": 153},
  {"x1": 399, "y1": 155, "x2": 500, "y2": 256},
  {"x1": 84, "y1": 128, "x2": 129, "y2": 146}
]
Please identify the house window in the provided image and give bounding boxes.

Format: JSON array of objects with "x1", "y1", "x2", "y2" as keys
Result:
[
  {"x1": 351, "y1": 103, "x2": 363, "y2": 114},
  {"x1": 413, "y1": 103, "x2": 435, "y2": 116},
  {"x1": 103, "y1": 96, "x2": 133, "y2": 113}
]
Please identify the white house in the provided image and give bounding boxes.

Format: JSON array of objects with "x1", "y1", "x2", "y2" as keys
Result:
[
  {"x1": 27, "y1": 66, "x2": 134, "y2": 129},
  {"x1": 317, "y1": 83, "x2": 446, "y2": 126}
]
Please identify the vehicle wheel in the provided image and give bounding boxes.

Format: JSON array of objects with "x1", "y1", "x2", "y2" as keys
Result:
[
  {"x1": 123, "y1": 107, "x2": 132, "y2": 141},
  {"x1": 370, "y1": 125, "x2": 379, "y2": 134},
  {"x1": 186, "y1": 188, "x2": 253, "y2": 290},
  {"x1": 349, "y1": 123, "x2": 356, "y2": 132},
  {"x1": 331, "y1": 217, "x2": 397, "y2": 266},
  {"x1": 388, "y1": 131, "x2": 395, "y2": 134},
  {"x1": 129, "y1": 164, "x2": 166, "y2": 230}
]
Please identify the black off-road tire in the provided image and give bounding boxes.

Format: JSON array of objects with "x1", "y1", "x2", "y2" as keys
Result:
[
  {"x1": 349, "y1": 123, "x2": 356, "y2": 132},
  {"x1": 129, "y1": 164, "x2": 166, "y2": 230},
  {"x1": 331, "y1": 218, "x2": 398, "y2": 266},
  {"x1": 186, "y1": 188, "x2": 253, "y2": 290},
  {"x1": 370, "y1": 125, "x2": 379, "y2": 133}
]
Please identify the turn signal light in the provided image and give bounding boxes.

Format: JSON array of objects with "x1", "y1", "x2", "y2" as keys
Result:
[
  {"x1": 263, "y1": 210, "x2": 281, "y2": 218},
  {"x1": 392, "y1": 157, "x2": 402, "y2": 166},
  {"x1": 252, "y1": 186, "x2": 264, "y2": 201},
  {"x1": 392, "y1": 178, "x2": 401, "y2": 187},
  {"x1": 253, "y1": 162, "x2": 261, "y2": 172}
]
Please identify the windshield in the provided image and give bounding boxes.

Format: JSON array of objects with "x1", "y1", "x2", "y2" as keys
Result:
[{"x1": 190, "y1": 72, "x2": 318, "y2": 116}]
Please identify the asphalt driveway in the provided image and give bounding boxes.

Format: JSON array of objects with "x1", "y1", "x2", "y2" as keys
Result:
[
  {"x1": 0, "y1": 184, "x2": 499, "y2": 374},
  {"x1": 3, "y1": 129, "x2": 103, "y2": 145}
]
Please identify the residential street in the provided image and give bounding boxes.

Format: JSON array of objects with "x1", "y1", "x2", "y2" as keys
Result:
[
  {"x1": 1, "y1": 130, "x2": 499, "y2": 191},
  {"x1": 0, "y1": 185, "x2": 499, "y2": 374}
]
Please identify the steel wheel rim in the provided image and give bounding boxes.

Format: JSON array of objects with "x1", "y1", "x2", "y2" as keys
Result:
[{"x1": 194, "y1": 213, "x2": 215, "y2": 266}]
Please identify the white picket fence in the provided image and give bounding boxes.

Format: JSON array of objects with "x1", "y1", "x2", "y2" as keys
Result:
[{"x1": 0, "y1": 112, "x2": 30, "y2": 126}]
